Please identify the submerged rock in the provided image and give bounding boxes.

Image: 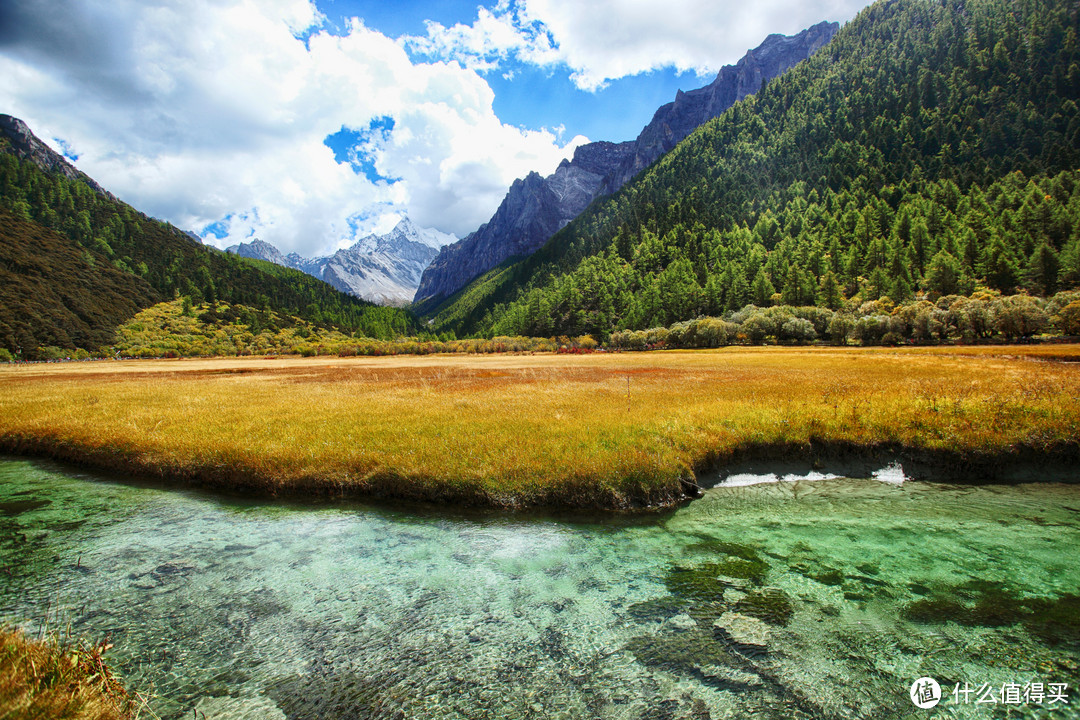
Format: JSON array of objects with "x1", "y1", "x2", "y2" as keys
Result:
[
  {"x1": 664, "y1": 563, "x2": 727, "y2": 603},
  {"x1": 0, "y1": 498, "x2": 50, "y2": 515},
  {"x1": 194, "y1": 695, "x2": 286, "y2": 720},
  {"x1": 625, "y1": 629, "x2": 731, "y2": 676},
  {"x1": 715, "y1": 558, "x2": 769, "y2": 584},
  {"x1": 809, "y1": 568, "x2": 845, "y2": 586},
  {"x1": 1024, "y1": 594, "x2": 1080, "y2": 645},
  {"x1": 902, "y1": 582, "x2": 1080, "y2": 645},
  {"x1": 699, "y1": 664, "x2": 764, "y2": 687},
  {"x1": 714, "y1": 612, "x2": 770, "y2": 648},
  {"x1": 664, "y1": 613, "x2": 698, "y2": 633},
  {"x1": 723, "y1": 588, "x2": 747, "y2": 604},
  {"x1": 627, "y1": 596, "x2": 685, "y2": 623}
]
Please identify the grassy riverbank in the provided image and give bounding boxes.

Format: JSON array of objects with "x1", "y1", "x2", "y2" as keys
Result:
[
  {"x1": 0, "y1": 347, "x2": 1078, "y2": 509},
  {"x1": 0, "y1": 627, "x2": 137, "y2": 719}
]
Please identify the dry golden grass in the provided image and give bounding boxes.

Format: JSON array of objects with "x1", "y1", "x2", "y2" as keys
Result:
[
  {"x1": 1, "y1": 346, "x2": 1078, "y2": 508},
  {"x1": 0, "y1": 628, "x2": 137, "y2": 720}
]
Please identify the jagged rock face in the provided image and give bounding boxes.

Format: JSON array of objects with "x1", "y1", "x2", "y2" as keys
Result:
[
  {"x1": 414, "y1": 21, "x2": 838, "y2": 305},
  {"x1": 227, "y1": 218, "x2": 455, "y2": 306},
  {"x1": 599, "y1": 21, "x2": 839, "y2": 194},
  {"x1": 414, "y1": 142, "x2": 637, "y2": 304},
  {"x1": 228, "y1": 238, "x2": 287, "y2": 265},
  {"x1": 0, "y1": 113, "x2": 110, "y2": 196}
]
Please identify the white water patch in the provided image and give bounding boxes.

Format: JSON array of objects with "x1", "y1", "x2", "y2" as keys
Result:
[
  {"x1": 716, "y1": 465, "x2": 910, "y2": 488},
  {"x1": 872, "y1": 462, "x2": 908, "y2": 485},
  {"x1": 717, "y1": 470, "x2": 840, "y2": 487}
]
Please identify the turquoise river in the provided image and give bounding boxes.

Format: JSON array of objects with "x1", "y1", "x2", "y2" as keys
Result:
[{"x1": 1, "y1": 457, "x2": 1079, "y2": 719}]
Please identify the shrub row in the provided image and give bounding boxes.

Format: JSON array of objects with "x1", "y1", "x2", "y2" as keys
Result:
[{"x1": 608, "y1": 291, "x2": 1080, "y2": 349}]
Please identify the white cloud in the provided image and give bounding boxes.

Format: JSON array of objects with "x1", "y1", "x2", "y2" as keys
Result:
[
  {"x1": 409, "y1": 0, "x2": 869, "y2": 91},
  {"x1": 0, "y1": 0, "x2": 584, "y2": 255},
  {"x1": 0, "y1": 0, "x2": 868, "y2": 257}
]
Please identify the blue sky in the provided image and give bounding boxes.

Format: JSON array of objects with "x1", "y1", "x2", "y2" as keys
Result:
[
  {"x1": 319, "y1": 0, "x2": 702, "y2": 143},
  {"x1": 320, "y1": 0, "x2": 492, "y2": 38},
  {"x1": 0, "y1": 0, "x2": 870, "y2": 256}
]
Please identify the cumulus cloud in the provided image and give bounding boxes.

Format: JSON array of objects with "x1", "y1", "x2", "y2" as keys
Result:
[
  {"x1": 410, "y1": 0, "x2": 869, "y2": 90},
  {"x1": 0, "y1": 0, "x2": 584, "y2": 255},
  {"x1": 0, "y1": 0, "x2": 867, "y2": 256}
]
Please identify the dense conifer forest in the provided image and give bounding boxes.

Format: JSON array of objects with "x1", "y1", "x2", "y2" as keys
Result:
[{"x1": 428, "y1": 0, "x2": 1080, "y2": 340}]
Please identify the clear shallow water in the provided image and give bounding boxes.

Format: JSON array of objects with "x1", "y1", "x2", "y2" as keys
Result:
[{"x1": 1, "y1": 458, "x2": 1079, "y2": 719}]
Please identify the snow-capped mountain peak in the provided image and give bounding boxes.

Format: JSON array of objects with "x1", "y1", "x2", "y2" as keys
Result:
[{"x1": 225, "y1": 217, "x2": 457, "y2": 306}]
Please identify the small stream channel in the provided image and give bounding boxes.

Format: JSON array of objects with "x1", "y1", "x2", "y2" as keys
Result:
[{"x1": 1, "y1": 457, "x2": 1078, "y2": 719}]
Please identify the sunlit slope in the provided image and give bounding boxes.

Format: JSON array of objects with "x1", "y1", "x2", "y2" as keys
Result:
[{"x1": 432, "y1": 0, "x2": 1080, "y2": 338}]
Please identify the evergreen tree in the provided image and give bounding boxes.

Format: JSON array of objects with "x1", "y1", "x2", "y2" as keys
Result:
[
  {"x1": 751, "y1": 268, "x2": 776, "y2": 307},
  {"x1": 891, "y1": 273, "x2": 914, "y2": 302},
  {"x1": 1024, "y1": 242, "x2": 1060, "y2": 295},
  {"x1": 982, "y1": 235, "x2": 1021, "y2": 292},
  {"x1": 780, "y1": 265, "x2": 804, "y2": 306},
  {"x1": 420, "y1": 0, "x2": 1080, "y2": 338},
  {"x1": 925, "y1": 250, "x2": 964, "y2": 297},
  {"x1": 1059, "y1": 236, "x2": 1080, "y2": 287},
  {"x1": 816, "y1": 270, "x2": 845, "y2": 309},
  {"x1": 728, "y1": 267, "x2": 750, "y2": 312},
  {"x1": 865, "y1": 267, "x2": 892, "y2": 301}
]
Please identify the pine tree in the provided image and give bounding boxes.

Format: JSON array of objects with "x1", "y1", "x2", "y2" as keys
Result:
[
  {"x1": 1024, "y1": 242, "x2": 1060, "y2": 295},
  {"x1": 925, "y1": 250, "x2": 963, "y2": 297},
  {"x1": 816, "y1": 270, "x2": 845, "y2": 309},
  {"x1": 981, "y1": 235, "x2": 1021, "y2": 292},
  {"x1": 865, "y1": 267, "x2": 892, "y2": 301},
  {"x1": 891, "y1": 273, "x2": 914, "y2": 302},
  {"x1": 781, "y1": 264, "x2": 803, "y2": 306},
  {"x1": 728, "y1": 267, "x2": 750, "y2": 312},
  {"x1": 910, "y1": 220, "x2": 931, "y2": 277},
  {"x1": 1059, "y1": 236, "x2": 1080, "y2": 287},
  {"x1": 751, "y1": 268, "x2": 776, "y2": 307}
]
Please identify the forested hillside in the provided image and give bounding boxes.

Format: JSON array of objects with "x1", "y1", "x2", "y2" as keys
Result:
[
  {"x1": 0, "y1": 210, "x2": 159, "y2": 358},
  {"x1": 430, "y1": 0, "x2": 1080, "y2": 338},
  {"x1": 0, "y1": 149, "x2": 414, "y2": 358}
]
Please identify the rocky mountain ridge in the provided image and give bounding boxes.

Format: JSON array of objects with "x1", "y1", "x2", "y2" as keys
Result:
[
  {"x1": 0, "y1": 114, "x2": 111, "y2": 196},
  {"x1": 414, "y1": 21, "x2": 838, "y2": 306}
]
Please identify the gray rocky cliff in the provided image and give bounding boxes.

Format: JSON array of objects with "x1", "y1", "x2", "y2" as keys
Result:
[
  {"x1": 0, "y1": 113, "x2": 110, "y2": 196},
  {"x1": 226, "y1": 238, "x2": 288, "y2": 265},
  {"x1": 414, "y1": 20, "x2": 838, "y2": 305},
  {"x1": 600, "y1": 21, "x2": 838, "y2": 194}
]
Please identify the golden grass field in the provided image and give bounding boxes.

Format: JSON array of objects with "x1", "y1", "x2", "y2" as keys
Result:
[{"x1": 1, "y1": 346, "x2": 1079, "y2": 509}]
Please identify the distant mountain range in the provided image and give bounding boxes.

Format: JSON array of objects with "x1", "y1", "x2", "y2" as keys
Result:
[
  {"x1": 413, "y1": 21, "x2": 839, "y2": 307},
  {"x1": 226, "y1": 218, "x2": 456, "y2": 306},
  {"x1": 4, "y1": 0, "x2": 1075, "y2": 359}
]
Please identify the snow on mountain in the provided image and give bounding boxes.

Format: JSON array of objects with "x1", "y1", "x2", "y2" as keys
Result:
[{"x1": 226, "y1": 217, "x2": 456, "y2": 306}]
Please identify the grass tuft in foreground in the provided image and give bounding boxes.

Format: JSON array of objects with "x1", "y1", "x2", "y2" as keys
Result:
[{"x1": 0, "y1": 627, "x2": 140, "y2": 720}]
